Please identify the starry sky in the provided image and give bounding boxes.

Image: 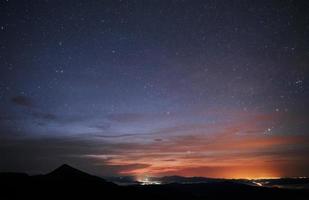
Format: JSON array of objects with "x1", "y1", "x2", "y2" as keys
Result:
[{"x1": 0, "y1": 0, "x2": 309, "y2": 179}]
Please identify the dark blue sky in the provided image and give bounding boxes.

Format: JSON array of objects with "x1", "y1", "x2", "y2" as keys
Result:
[{"x1": 0, "y1": 0, "x2": 308, "y2": 178}]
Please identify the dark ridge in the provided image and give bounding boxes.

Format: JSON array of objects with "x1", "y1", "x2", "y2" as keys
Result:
[
  {"x1": 1, "y1": 165, "x2": 308, "y2": 200},
  {"x1": 0, "y1": 172, "x2": 29, "y2": 180}
]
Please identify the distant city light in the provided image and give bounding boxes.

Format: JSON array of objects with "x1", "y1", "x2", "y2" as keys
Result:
[
  {"x1": 252, "y1": 181, "x2": 263, "y2": 187},
  {"x1": 138, "y1": 177, "x2": 161, "y2": 185}
]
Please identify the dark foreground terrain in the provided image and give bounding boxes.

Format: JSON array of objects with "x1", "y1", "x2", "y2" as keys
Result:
[{"x1": 1, "y1": 164, "x2": 308, "y2": 200}]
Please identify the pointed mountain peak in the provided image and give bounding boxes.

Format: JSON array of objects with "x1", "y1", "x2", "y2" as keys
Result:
[
  {"x1": 45, "y1": 164, "x2": 118, "y2": 187},
  {"x1": 46, "y1": 164, "x2": 114, "y2": 186},
  {"x1": 48, "y1": 164, "x2": 90, "y2": 177},
  {"x1": 56, "y1": 164, "x2": 76, "y2": 171}
]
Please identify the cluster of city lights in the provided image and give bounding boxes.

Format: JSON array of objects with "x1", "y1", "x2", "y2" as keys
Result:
[{"x1": 137, "y1": 177, "x2": 161, "y2": 185}]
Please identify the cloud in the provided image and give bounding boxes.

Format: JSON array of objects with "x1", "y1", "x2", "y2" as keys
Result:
[
  {"x1": 31, "y1": 112, "x2": 58, "y2": 120},
  {"x1": 1, "y1": 109, "x2": 309, "y2": 178},
  {"x1": 97, "y1": 163, "x2": 151, "y2": 175},
  {"x1": 0, "y1": 135, "x2": 149, "y2": 176},
  {"x1": 96, "y1": 113, "x2": 309, "y2": 177},
  {"x1": 10, "y1": 96, "x2": 34, "y2": 107},
  {"x1": 92, "y1": 123, "x2": 111, "y2": 131},
  {"x1": 6, "y1": 95, "x2": 89, "y2": 126},
  {"x1": 106, "y1": 112, "x2": 175, "y2": 123},
  {"x1": 106, "y1": 113, "x2": 147, "y2": 123},
  {"x1": 93, "y1": 133, "x2": 148, "y2": 138}
]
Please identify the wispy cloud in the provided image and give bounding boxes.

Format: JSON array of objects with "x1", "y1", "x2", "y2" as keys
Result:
[
  {"x1": 11, "y1": 96, "x2": 34, "y2": 107},
  {"x1": 1, "y1": 108, "x2": 308, "y2": 178}
]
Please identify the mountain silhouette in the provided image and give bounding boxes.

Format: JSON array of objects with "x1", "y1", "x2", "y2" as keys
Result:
[
  {"x1": 30, "y1": 164, "x2": 117, "y2": 192},
  {"x1": 48, "y1": 164, "x2": 86, "y2": 176},
  {"x1": 1, "y1": 164, "x2": 308, "y2": 200},
  {"x1": 46, "y1": 164, "x2": 110, "y2": 184}
]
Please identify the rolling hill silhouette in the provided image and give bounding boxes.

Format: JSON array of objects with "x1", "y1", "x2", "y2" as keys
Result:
[{"x1": 1, "y1": 164, "x2": 308, "y2": 200}]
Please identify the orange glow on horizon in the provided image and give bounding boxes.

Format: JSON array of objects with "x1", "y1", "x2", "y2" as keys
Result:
[{"x1": 90, "y1": 111, "x2": 309, "y2": 179}]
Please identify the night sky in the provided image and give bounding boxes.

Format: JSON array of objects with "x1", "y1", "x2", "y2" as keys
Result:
[{"x1": 1, "y1": 0, "x2": 309, "y2": 179}]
